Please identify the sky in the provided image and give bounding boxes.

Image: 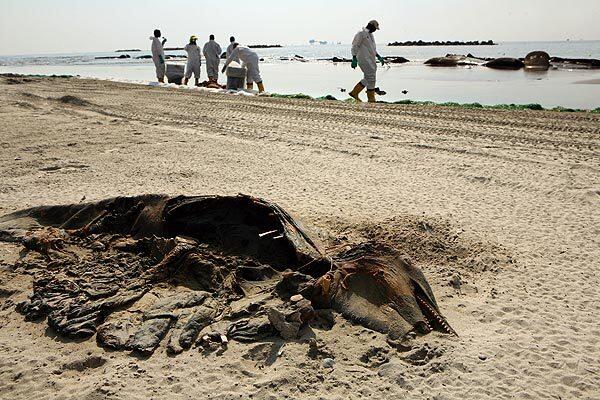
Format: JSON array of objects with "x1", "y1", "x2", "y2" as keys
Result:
[{"x1": 0, "y1": 0, "x2": 599, "y2": 55}]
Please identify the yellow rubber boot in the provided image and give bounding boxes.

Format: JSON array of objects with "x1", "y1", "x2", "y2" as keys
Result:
[
  {"x1": 247, "y1": 82, "x2": 254, "y2": 90},
  {"x1": 367, "y1": 90, "x2": 376, "y2": 103},
  {"x1": 257, "y1": 82, "x2": 265, "y2": 93},
  {"x1": 349, "y1": 83, "x2": 365, "y2": 102}
]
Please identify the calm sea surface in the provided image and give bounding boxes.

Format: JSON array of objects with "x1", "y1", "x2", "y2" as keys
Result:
[{"x1": 1, "y1": 42, "x2": 599, "y2": 109}]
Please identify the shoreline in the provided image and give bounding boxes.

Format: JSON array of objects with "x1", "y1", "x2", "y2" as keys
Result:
[{"x1": 3, "y1": 73, "x2": 600, "y2": 112}]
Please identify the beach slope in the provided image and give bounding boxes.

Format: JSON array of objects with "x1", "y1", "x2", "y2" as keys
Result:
[{"x1": 0, "y1": 77, "x2": 599, "y2": 400}]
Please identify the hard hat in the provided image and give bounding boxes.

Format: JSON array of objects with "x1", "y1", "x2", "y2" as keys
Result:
[
  {"x1": 368, "y1": 20, "x2": 380, "y2": 30},
  {"x1": 190, "y1": 35, "x2": 198, "y2": 41}
]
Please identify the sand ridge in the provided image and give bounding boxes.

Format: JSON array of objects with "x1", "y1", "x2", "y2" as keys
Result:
[{"x1": 0, "y1": 76, "x2": 599, "y2": 399}]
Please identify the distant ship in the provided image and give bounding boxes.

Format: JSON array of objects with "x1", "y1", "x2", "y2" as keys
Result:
[{"x1": 309, "y1": 39, "x2": 329, "y2": 45}]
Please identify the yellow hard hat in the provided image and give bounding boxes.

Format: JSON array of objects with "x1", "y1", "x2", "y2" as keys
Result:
[{"x1": 190, "y1": 35, "x2": 198, "y2": 41}]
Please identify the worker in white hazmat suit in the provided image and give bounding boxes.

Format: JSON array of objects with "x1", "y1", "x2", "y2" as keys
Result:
[
  {"x1": 184, "y1": 35, "x2": 202, "y2": 86},
  {"x1": 349, "y1": 20, "x2": 386, "y2": 103},
  {"x1": 222, "y1": 43, "x2": 265, "y2": 92},
  {"x1": 150, "y1": 29, "x2": 167, "y2": 83},
  {"x1": 226, "y1": 36, "x2": 239, "y2": 63},
  {"x1": 203, "y1": 35, "x2": 222, "y2": 82}
]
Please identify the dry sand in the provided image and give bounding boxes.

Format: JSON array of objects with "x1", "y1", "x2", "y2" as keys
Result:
[{"x1": 0, "y1": 76, "x2": 599, "y2": 399}]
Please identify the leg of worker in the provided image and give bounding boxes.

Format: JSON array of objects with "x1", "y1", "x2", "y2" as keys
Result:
[
  {"x1": 214, "y1": 59, "x2": 220, "y2": 81},
  {"x1": 246, "y1": 68, "x2": 254, "y2": 90},
  {"x1": 367, "y1": 90, "x2": 376, "y2": 103},
  {"x1": 213, "y1": 59, "x2": 219, "y2": 80},
  {"x1": 184, "y1": 63, "x2": 192, "y2": 86},
  {"x1": 362, "y1": 65, "x2": 377, "y2": 103},
  {"x1": 194, "y1": 64, "x2": 200, "y2": 86},
  {"x1": 206, "y1": 61, "x2": 213, "y2": 81},
  {"x1": 156, "y1": 63, "x2": 166, "y2": 83},
  {"x1": 349, "y1": 82, "x2": 365, "y2": 102},
  {"x1": 248, "y1": 63, "x2": 263, "y2": 92},
  {"x1": 209, "y1": 59, "x2": 219, "y2": 81}
]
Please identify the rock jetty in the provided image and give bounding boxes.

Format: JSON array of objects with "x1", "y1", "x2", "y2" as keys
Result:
[{"x1": 389, "y1": 40, "x2": 495, "y2": 46}]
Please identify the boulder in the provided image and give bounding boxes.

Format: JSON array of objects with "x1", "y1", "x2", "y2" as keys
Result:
[
  {"x1": 524, "y1": 51, "x2": 550, "y2": 70},
  {"x1": 484, "y1": 58, "x2": 524, "y2": 70}
]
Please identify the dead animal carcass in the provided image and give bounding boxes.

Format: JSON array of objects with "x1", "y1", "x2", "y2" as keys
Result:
[{"x1": 0, "y1": 194, "x2": 454, "y2": 356}]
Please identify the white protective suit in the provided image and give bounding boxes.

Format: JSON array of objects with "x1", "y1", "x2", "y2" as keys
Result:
[
  {"x1": 225, "y1": 46, "x2": 262, "y2": 84},
  {"x1": 184, "y1": 43, "x2": 202, "y2": 79},
  {"x1": 150, "y1": 36, "x2": 166, "y2": 80},
  {"x1": 203, "y1": 40, "x2": 222, "y2": 79},
  {"x1": 351, "y1": 28, "x2": 377, "y2": 90},
  {"x1": 226, "y1": 42, "x2": 239, "y2": 63}
]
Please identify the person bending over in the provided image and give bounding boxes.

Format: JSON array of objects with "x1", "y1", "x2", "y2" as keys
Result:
[{"x1": 222, "y1": 43, "x2": 265, "y2": 93}]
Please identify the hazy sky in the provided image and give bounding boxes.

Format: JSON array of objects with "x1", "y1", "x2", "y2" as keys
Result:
[{"x1": 1, "y1": 0, "x2": 598, "y2": 55}]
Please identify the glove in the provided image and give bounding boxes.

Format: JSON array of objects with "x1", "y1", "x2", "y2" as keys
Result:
[
  {"x1": 351, "y1": 56, "x2": 358, "y2": 69},
  {"x1": 377, "y1": 55, "x2": 385, "y2": 66}
]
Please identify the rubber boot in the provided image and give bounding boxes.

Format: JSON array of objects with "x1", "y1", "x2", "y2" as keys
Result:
[
  {"x1": 257, "y1": 82, "x2": 265, "y2": 93},
  {"x1": 367, "y1": 90, "x2": 376, "y2": 103},
  {"x1": 247, "y1": 82, "x2": 254, "y2": 90},
  {"x1": 183, "y1": 78, "x2": 189, "y2": 86},
  {"x1": 349, "y1": 82, "x2": 365, "y2": 102}
]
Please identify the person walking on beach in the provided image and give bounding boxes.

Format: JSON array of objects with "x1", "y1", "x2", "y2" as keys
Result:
[
  {"x1": 203, "y1": 35, "x2": 222, "y2": 82},
  {"x1": 222, "y1": 43, "x2": 265, "y2": 93},
  {"x1": 226, "y1": 36, "x2": 239, "y2": 63},
  {"x1": 184, "y1": 35, "x2": 202, "y2": 86},
  {"x1": 349, "y1": 20, "x2": 386, "y2": 103},
  {"x1": 150, "y1": 29, "x2": 167, "y2": 83}
]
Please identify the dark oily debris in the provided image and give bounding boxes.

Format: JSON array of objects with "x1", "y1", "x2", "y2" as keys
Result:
[
  {"x1": 0, "y1": 194, "x2": 455, "y2": 356},
  {"x1": 60, "y1": 355, "x2": 107, "y2": 372}
]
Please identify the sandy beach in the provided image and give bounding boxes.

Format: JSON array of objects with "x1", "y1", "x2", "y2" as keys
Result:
[{"x1": 0, "y1": 76, "x2": 599, "y2": 399}]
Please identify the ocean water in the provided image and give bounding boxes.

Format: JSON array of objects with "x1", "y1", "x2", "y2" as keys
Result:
[{"x1": 1, "y1": 42, "x2": 599, "y2": 109}]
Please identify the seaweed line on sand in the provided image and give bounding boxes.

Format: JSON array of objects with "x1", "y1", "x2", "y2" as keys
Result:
[{"x1": 270, "y1": 92, "x2": 600, "y2": 113}]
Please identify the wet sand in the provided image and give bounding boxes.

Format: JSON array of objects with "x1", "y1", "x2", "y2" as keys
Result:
[
  {"x1": 575, "y1": 78, "x2": 600, "y2": 84},
  {"x1": 0, "y1": 77, "x2": 599, "y2": 399},
  {"x1": 2, "y1": 62, "x2": 600, "y2": 109}
]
